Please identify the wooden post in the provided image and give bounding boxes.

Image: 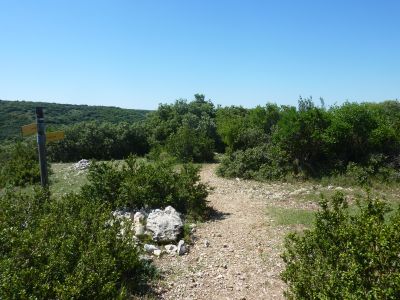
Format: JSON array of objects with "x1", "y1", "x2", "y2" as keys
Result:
[{"x1": 36, "y1": 107, "x2": 48, "y2": 187}]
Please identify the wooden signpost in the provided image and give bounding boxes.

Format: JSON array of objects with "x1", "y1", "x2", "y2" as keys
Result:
[
  {"x1": 36, "y1": 107, "x2": 48, "y2": 187},
  {"x1": 20, "y1": 107, "x2": 65, "y2": 187}
]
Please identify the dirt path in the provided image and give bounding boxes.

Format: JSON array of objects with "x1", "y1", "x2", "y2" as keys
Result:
[{"x1": 154, "y1": 164, "x2": 302, "y2": 299}]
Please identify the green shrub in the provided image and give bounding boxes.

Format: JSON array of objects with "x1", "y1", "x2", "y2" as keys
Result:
[
  {"x1": 82, "y1": 160, "x2": 125, "y2": 205},
  {"x1": 145, "y1": 94, "x2": 219, "y2": 162},
  {"x1": 82, "y1": 156, "x2": 209, "y2": 220},
  {"x1": 0, "y1": 188, "x2": 155, "y2": 299},
  {"x1": 272, "y1": 99, "x2": 331, "y2": 177},
  {"x1": 217, "y1": 100, "x2": 400, "y2": 181},
  {"x1": 217, "y1": 144, "x2": 291, "y2": 180},
  {"x1": 323, "y1": 103, "x2": 398, "y2": 166},
  {"x1": 47, "y1": 122, "x2": 150, "y2": 162},
  {"x1": 0, "y1": 141, "x2": 47, "y2": 188},
  {"x1": 166, "y1": 125, "x2": 214, "y2": 162},
  {"x1": 330, "y1": 156, "x2": 400, "y2": 187},
  {"x1": 281, "y1": 192, "x2": 400, "y2": 299},
  {"x1": 216, "y1": 106, "x2": 247, "y2": 152},
  {"x1": 233, "y1": 127, "x2": 267, "y2": 151},
  {"x1": 216, "y1": 104, "x2": 281, "y2": 153}
]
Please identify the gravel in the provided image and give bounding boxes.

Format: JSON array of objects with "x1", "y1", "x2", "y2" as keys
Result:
[{"x1": 154, "y1": 164, "x2": 296, "y2": 299}]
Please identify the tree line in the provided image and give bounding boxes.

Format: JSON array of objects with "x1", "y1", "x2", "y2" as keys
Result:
[
  {"x1": 0, "y1": 99, "x2": 150, "y2": 142},
  {"x1": 44, "y1": 95, "x2": 400, "y2": 182},
  {"x1": 2, "y1": 95, "x2": 399, "y2": 187}
]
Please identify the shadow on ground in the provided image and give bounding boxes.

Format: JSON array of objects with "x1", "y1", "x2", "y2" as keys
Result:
[{"x1": 206, "y1": 206, "x2": 231, "y2": 222}]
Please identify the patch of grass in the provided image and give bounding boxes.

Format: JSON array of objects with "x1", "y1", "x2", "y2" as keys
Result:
[
  {"x1": 267, "y1": 206, "x2": 315, "y2": 227},
  {"x1": 49, "y1": 163, "x2": 88, "y2": 198},
  {"x1": 49, "y1": 160, "x2": 127, "y2": 198}
]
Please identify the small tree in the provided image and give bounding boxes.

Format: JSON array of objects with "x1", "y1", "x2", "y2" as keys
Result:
[{"x1": 166, "y1": 125, "x2": 214, "y2": 162}]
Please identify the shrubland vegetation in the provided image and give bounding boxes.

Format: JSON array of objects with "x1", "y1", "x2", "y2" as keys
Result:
[
  {"x1": 0, "y1": 141, "x2": 47, "y2": 188},
  {"x1": 5, "y1": 95, "x2": 398, "y2": 182},
  {"x1": 38, "y1": 94, "x2": 218, "y2": 162},
  {"x1": 1, "y1": 95, "x2": 400, "y2": 298},
  {"x1": 0, "y1": 96, "x2": 211, "y2": 297},
  {"x1": 0, "y1": 99, "x2": 150, "y2": 142},
  {"x1": 47, "y1": 122, "x2": 149, "y2": 162},
  {"x1": 144, "y1": 93, "x2": 220, "y2": 162},
  {"x1": 282, "y1": 192, "x2": 400, "y2": 299},
  {"x1": 0, "y1": 156, "x2": 208, "y2": 298},
  {"x1": 82, "y1": 157, "x2": 209, "y2": 220},
  {"x1": 0, "y1": 188, "x2": 155, "y2": 299},
  {"x1": 217, "y1": 98, "x2": 400, "y2": 183}
]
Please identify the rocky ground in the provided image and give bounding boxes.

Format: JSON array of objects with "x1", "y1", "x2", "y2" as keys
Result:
[{"x1": 152, "y1": 164, "x2": 319, "y2": 300}]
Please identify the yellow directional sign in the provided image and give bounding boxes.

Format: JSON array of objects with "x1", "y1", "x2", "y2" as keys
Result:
[
  {"x1": 46, "y1": 131, "x2": 65, "y2": 143},
  {"x1": 21, "y1": 123, "x2": 37, "y2": 136}
]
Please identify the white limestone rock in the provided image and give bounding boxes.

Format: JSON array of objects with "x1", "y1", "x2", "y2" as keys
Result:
[
  {"x1": 177, "y1": 240, "x2": 187, "y2": 255},
  {"x1": 134, "y1": 211, "x2": 146, "y2": 236},
  {"x1": 153, "y1": 249, "x2": 162, "y2": 256},
  {"x1": 146, "y1": 206, "x2": 183, "y2": 242},
  {"x1": 165, "y1": 244, "x2": 178, "y2": 255},
  {"x1": 73, "y1": 159, "x2": 91, "y2": 170},
  {"x1": 144, "y1": 244, "x2": 159, "y2": 254}
]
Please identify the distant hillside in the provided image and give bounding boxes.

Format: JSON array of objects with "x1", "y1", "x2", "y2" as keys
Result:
[{"x1": 0, "y1": 100, "x2": 151, "y2": 142}]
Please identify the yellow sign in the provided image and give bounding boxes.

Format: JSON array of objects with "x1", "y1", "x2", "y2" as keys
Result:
[
  {"x1": 21, "y1": 123, "x2": 37, "y2": 136},
  {"x1": 46, "y1": 131, "x2": 65, "y2": 143}
]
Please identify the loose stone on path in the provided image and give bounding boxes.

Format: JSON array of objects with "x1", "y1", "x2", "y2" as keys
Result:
[{"x1": 154, "y1": 164, "x2": 288, "y2": 299}]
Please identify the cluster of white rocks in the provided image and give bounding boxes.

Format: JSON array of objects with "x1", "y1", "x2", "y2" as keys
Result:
[
  {"x1": 144, "y1": 240, "x2": 187, "y2": 257},
  {"x1": 73, "y1": 159, "x2": 90, "y2": 170},
  {"x1": 112, "y1": 206, "x2": 188, "y2": 257}
]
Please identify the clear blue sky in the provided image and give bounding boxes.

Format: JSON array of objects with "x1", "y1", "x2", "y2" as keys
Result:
[{"x1": 0, "y1": 0, "x2": 399, "y2": 110}]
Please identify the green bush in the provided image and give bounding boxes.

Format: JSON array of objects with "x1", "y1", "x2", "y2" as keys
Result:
[
  {"x1": 323, "y1": 102, "x2": 399, "y2": 167},
  {"x1": 217, "y1": 144, "x2": 291, "y2": 180},
  {"x1": 216, "y1": 104, "x2": 280, "y2": 153},
  {"x1": 145, "y1": 94, "x2": 219, "y2": 162},
  {"x1": 82, "y1": 156, "x2": 209, "y2": 220},
  {"x1": 47, "y1": 122, "x2": 150, "y2": 162},
  {"x1": 272, "y1": 99, "x2": 331, "y2": 176},
  {"x1": 233, "y1": 127, "x2": 267, "y2": 151},
  {"x1": 0, "y1": 141, "x2": 47, "y2": 188},
  {"x1": 166, "y1": 125, "x2": 214, "y2": 162},
  {"x1": 217, "y1": 100, "x2": 400, "y2": 181},
  {"x1": 324, "y1": 156, "x2": 400, "y2": 188},
  {"x1": 281, "y1": 192, "x2": 400, "y2": 299},
  {"x1": 82, "y1": 160, "x2": 125, "y2": 205},
  {"x1": 0, "y1": 188, "x2": 155, "y2": 299}
]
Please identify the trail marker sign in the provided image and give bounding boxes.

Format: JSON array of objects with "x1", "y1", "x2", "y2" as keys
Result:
[
  {"x1": 21, "y1": 123, "x2": 37, "y2": 136},
  {"x1": 21, "y1": 107, "x2": 66, "y2": 187},
  {"x1": 46, "y1": 131, "x2": 65, "y2": 143}
]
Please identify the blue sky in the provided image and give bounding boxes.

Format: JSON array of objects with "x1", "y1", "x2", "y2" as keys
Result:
[{"x1": 0, "y1": 0, "x2": 399, "y2": 110}]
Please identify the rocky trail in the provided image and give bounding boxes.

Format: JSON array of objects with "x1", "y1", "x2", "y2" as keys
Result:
[{"x1": 153, "y1": 164, "x2": 309, "y2": 300}]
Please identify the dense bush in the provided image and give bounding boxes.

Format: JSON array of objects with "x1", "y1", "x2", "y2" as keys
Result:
[
  {"x1": 217, "y1": 99, "x2": 400, "y2": 181},
  {"x1": 0, "y1": 188, "x2": 155, "y2": 299},
  {"x1": 145, "y1": 94, "x2": 219, "y2": 162},
  {"x1": 0, "y1": 141, "x2": 47, "y2": 187},
  {"x1": 47, "y1": 121, "x2": 150, "y2": 162},
  {"x1": 82, "y1": 156, "x2": 209, "y2": 220},
  {"x1": 271, "y1": 99, "x2": 331, "y2": 176},
  {"x1": 216, "y1": 104, "x2": 280, "y2": 152},
  {"x1": 166, "y1": 125, "x2": 215, "y2": 162},
  {"x1": 323, "y1": 103, "x2": 399, "y2": 168},
  {"x1": 281, "y1": 192, "x2": 400, "y2": 299},
  {"x1": 217, "y1": 144, "x2": 290, "y2": 180}
]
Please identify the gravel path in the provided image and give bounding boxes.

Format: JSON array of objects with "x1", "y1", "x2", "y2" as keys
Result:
[{"x1": 154, "y1": 164, "x2": 293, "y2": 299}]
